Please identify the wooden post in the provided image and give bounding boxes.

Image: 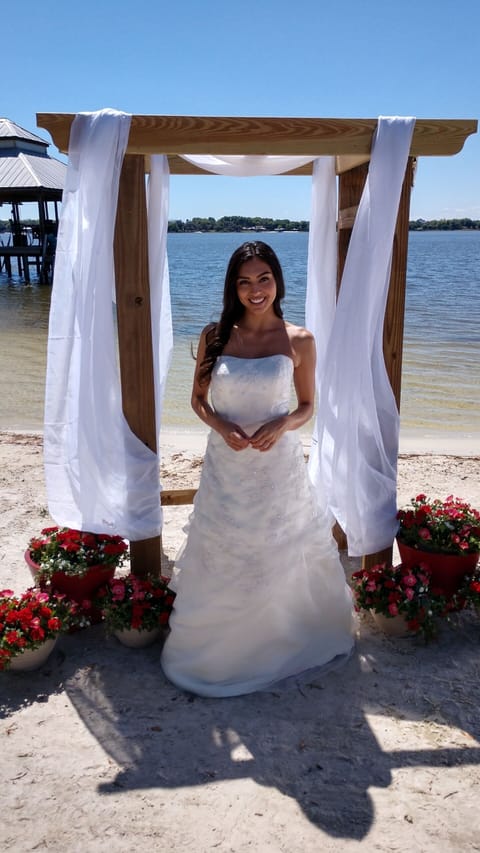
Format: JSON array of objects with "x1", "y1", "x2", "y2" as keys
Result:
[
  {"x1": 337, "y1": 162, "x2": 369, "y2": 292},
  {"x1": 113, "y1": 154, "x2": 162, "y2": 578},
  {"x1": 362, "y1": 157, "x2": 415, "y2": 570}
]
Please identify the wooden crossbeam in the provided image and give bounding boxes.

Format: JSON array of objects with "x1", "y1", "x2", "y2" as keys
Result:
[
  {"x1": 37, "y1": 114, "x2": 477, "y2": 165},
  {"x1": 161, "y1": 488, "x2": 197, "y2": 506}
]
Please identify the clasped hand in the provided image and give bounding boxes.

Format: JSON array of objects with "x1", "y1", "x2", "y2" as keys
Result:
[{"x1": 221, "y1": 417, "x2": 287, "y2": 452}]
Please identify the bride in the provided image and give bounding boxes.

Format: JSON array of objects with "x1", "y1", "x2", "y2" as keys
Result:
[{"x1": 161, "y1": 241, "x2": 354, "y2": 696}]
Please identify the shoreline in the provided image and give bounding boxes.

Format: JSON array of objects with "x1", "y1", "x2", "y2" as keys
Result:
[{"x1": 2, "y1": 427, "x2": 479, "y2": 458}]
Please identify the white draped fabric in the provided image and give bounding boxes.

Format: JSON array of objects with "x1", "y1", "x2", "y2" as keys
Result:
[
  {"x1": 147, "y1": 155, "x2": 173, "y2": 436},
  {"x1": 305, "y1": 157, "x2": 338, "y2": 509},
  {"x1": 44, "y1": 109, "x2": 173, "y2": 540},
  {"x1": 180, "y1": 154, "x2": 316, "y2": 176},
  {"x1": 309, "y1": 116, "x2": 415, "y2": 556}
]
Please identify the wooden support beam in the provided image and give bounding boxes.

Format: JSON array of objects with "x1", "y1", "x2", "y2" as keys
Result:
[
  {"x1": 37, "y1": 114, "x2": 477, "y2": 162},
  {"x1": 337, "y1": 163, "x2": 369, "y2": 290},
  {"x1": 161, "y1": 488, "x2": 197, "y2": 506},
  {"x1": 382, "y1": 158, "x2": 415, "y2": 408},
  {"x1": 113, "y1": 154, "x2": 162, "y2": 578}
]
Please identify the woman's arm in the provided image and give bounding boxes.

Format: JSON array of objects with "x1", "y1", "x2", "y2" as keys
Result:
[
  {"x1": 191, "y1": 325, "x2": 250, "y2": 451},
  {"x1": 249, "y1": 330, "x2": 316, "y2": 452}
]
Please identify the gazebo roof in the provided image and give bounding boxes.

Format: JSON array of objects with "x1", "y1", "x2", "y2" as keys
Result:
[
  {"x1": 0, "y1": 117, "x2": 48, "y2": 148},
  {"x1": 0, "y1": 117, "x2": 66, "y2": 204},
  {"x1": 37, "y1": 113, "x2": 477, "y2": 175}
]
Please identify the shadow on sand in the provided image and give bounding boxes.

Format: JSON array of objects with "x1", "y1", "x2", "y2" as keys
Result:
[{"x1": 3, "y1": 610, "x2": 479, "y2": 841}]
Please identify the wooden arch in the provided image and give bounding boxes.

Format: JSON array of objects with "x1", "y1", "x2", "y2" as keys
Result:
[{"x1": 36, "y1": 113, "x2": 478, "y2": 576}]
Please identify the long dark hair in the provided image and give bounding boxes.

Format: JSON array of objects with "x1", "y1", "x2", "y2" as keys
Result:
[{"x1": 198, "y1": 241, "x2": 286, "y2": 385}]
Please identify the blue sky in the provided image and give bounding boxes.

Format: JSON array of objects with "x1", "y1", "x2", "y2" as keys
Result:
[{"x1": 3, "y1": 0, "x2": 478, "y2": 221}]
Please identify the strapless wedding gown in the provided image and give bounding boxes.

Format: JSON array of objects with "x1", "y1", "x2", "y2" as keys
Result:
[{"x1": 161, "y1": 355, "x2": 354, "y2": 697}]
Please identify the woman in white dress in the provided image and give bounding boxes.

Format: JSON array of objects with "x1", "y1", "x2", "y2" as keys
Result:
[{"x1": 161, "y1": 242, "x2": 354, "y2": 697}]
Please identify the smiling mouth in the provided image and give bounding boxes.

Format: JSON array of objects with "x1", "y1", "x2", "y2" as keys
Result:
[{"x1": 249, "y1": 297, "x2": 265, "y2": 304}]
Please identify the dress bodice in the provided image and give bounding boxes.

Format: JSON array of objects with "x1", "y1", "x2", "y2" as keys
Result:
[{"x1": 210, "y1": 354, "x2": 293, "y2": 432}]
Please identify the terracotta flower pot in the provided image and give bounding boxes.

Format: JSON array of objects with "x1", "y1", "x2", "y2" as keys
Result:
[
  {"x1": 370, "y1": 611, "x2": 411, "y2": 637},
  {"x1": 8, "y1": 637, "x2": 58, "y2": 672},
  {"x1": 396, "y1": 540, "x2": 479, "y2": 599},
  {"x1": 24, "y1": 550, "x2": 115, "y2": 622},
  {"x1": 113, "y1": 627, "x2": 162, "y2": 648}
]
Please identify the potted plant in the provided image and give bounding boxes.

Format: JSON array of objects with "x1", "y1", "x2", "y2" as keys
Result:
[
  {"x1": 25, "y1": 526, "x2": 129, "y2": 619},
  {"x1": 396, "y1": 495, "x2": 480, "y2": 598},
  {"x1": 459, "y1": 569, "x2": 480, "y2": 614},
  {"x1": 0, "y1": 587, "x2": 80, "y2": 671},
  {"x1": 351, "y1": 562, "x2": 448, "y2": 640},
  {"x1": 95, "y1": 573, "x2": 175, "y2": 647}
]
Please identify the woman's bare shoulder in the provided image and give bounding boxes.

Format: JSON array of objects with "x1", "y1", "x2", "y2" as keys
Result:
[
  {"x1": 200, "y1": 322, "x2": 218, "y2": 341},
  {"x1": 285, "y1": 322, "x2": 315, "y2": 347}
]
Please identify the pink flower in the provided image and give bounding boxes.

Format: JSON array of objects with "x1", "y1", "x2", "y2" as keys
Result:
[
  {"x1": 388, "y1": 603, "x2": 399, "y2": 616},
  {"x1": 366, "y1": 581, "x2": 377, "y2": 592},
  {"x1": 405, "y1": 588, "x2": 414, "y2": 600},
  {"x1": 111, "y1": 582, "x2": 126, "y2": 602},
  {"x1": 419, "y1": 528, "x2": 432, "y2": 540},
  {"x1": 402, "y1": 574, "x2": 417, "y2": 587}
]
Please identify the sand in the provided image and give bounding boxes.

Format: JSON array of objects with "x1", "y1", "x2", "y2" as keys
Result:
[{"x1": 1, "y1": 430, "x2": 480, "y2": 853}]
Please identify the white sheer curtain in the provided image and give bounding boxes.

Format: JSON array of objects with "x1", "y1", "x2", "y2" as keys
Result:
[
  {"x1": 180, "y1": 154, "x2": 315, "y2": 176},
  {"x1": 305, "y1": 157, "x2": 338, "y2": 509},
  {"x1": 44, "y1": 109, "x2": 173, "y2": 540},
  {"x1": 309, "y1": 116, "x2": 415, "y2": 556},
  {"x1": 148, "y1": 155, "x2": 173, "y2": 437}
]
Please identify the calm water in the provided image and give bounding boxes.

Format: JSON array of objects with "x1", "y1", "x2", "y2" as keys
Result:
[{"x1": 0, "y1": 231, "x2": 479, "y2": 438}]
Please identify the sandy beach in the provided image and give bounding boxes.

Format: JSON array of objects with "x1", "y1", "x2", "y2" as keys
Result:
[{"x1": 1, "y1": 429, "x2": 480, "y2": 852}]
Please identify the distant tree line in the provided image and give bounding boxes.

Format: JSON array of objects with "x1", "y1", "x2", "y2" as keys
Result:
[
  {"x1": 167, "y1": 216, "x2": 309, "y2": 233},
  {"x1": 1, "y1": 216, "x2": 480, "y2": 234},
  {"x1": 168, "y1": 216, "x2": 480, "y2": 233},
  {"x1": 408, "y1": 218, "x2": 480, "y2": 231}
]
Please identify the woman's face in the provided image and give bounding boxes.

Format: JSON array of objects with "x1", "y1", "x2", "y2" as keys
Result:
[{"x1": 235, "y1": 257, "x2": 277, "y2": 315}]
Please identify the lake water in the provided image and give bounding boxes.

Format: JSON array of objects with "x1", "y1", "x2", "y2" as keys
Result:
[{"x1": 0, "y1": 230, "x2": 479, "y2": 440}]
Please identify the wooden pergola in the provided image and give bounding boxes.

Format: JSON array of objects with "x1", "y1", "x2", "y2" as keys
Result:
[{"x1": 36, "y1": 113, "x2": 478, "y2": 576}]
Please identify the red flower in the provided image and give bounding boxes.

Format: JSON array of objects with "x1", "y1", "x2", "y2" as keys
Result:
[
  {"x1": 418, "y1": 528, "x2": 432, "y2": 541},
  {"x1": 5, "y1": 629, "x2": 22, "y2": 645},
  {"x1": 30, "y1": 625, "x2": 45, "y2": 642},
  {"x1": 131, "y1": 603, "x2": 145, "y2": 629},
  {"x1": 57, "y1": 535, "x2": 80, "y2": 551},
  {"x1": 103, "y1": 542, "x2": 127, "y2": 556}
]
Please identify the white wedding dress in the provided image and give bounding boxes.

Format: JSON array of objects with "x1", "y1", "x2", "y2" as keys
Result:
[{"x1": 161, "y1": 355, "x2": 355, "y2": 697}]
